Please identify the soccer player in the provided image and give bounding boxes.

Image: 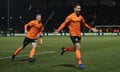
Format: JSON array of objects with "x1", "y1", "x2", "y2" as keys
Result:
[
  {"x1": 54, "y1": 4, "x2": 98, "y2": 69},
  {"x1": 12, "y1": 14, "x2": 44, "y2": 63}
]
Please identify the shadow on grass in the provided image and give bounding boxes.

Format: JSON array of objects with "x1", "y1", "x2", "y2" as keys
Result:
[
  {"x1": 18, "y1": 58, "x2": 37, "y2": 63},
  {"x1": 17, "y1": 58, "x2": 29, "y2": 62},
  {"x1": 53, "y1": 64, "x2": 78, "y2": 69}
]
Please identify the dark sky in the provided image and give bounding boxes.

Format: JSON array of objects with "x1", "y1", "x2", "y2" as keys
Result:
[
  {"x1": 0, "y1": 0, "x2": 31, "y2": 17},
  {"x1": 0, "y1": 0, "x2": 119, "y2": 17},
  {"x1": 0, "y1": 0, "x2": 119, "y2": 32}
]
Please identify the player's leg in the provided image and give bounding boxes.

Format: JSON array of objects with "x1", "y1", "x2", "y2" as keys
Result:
[
  {"x1": 61, "y1": 46, "x2": 75, "y2": 55},
  {"x1": 61, "y1": 36, "x2": 85, "y2": 69},
  {"x1": 74, "y1": 43, "x2": 85, "y2": 69},
  {"x1": 29, "y1": 41, "x2": 37, "y2": 63},
  {"x1": 61, "y1": 36, "x2": 76, "y2": 55},
  {"x1": 13, "y1": 45, "x2": 23, "y2": 56},
  {"x1": 11, "y1": 38, "x2": 30, "y2": 61},
  {"x1": 13, "y1": 38, "x2": 30, "y2": 56}
]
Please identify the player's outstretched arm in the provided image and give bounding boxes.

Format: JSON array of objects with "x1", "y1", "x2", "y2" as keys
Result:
[
  {"x1": 53, "y1": 16, "x2": 70, "y2": 35},
  {"x1": 81, "y1": 16, "x2": 99, "y2": 32},
  {"x1": 53, "y1": 30, "x2": 58, "y2": 35},
  {"x1": 91, "y1": 28, "x2": 99, "y2": 32}
]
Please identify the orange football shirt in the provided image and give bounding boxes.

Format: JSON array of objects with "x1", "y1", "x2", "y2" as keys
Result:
[
  {"x1": 56, "y1": 13, "x2": 92, "y2": 37},
  {"x1": 24, "y1": 20, "x2": 44, "y2": 39}
]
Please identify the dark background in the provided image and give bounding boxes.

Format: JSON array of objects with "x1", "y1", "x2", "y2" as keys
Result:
[{"x1": 0, "y1": 0, "x2": 120, "y2": 33}]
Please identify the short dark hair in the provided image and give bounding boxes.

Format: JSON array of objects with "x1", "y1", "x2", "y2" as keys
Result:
[
  {"x1": 36, "y1": 13, "x2": 41, "y2": 17},
  {"x1": 74, "y1": 4, "x2": 81, "y2": 8}
]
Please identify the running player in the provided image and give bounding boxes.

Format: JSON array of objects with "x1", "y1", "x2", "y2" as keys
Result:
[
  {"x1": 12, "y1": 14, "x2": 44, "y2": 63},
  {"x1": 54, "y1": 4, "x2": 98, "y2": 69}
]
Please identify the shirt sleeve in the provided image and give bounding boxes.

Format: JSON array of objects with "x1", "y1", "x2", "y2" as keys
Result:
[
  {"x1": 56, "y1": 16, "x2": 70, "y2": 32},
  {"x1": 24, "y1": 21, "x2": 34, "y2": 31},
  {"x1": 81, "y1": 16, "x2": 92, "y2": 30}
]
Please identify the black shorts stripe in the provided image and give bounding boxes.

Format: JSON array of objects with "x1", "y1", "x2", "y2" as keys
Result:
[
  {"x1": 22, "y1": 37, "x2": 37, "y2": 48},
  {"x1": 70, "y1": 36, "x2": 81, "y2": 44}
]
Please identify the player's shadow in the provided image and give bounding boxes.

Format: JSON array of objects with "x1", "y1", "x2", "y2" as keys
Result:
[
  {"x1": 54, "y1": 64, "x2": 78, "y2": 69},
  {"x1": 17, "y1": 58, "x2": 29, "y2": 62},
  {"x1": 18, "y1": 58, "x2": 37, "y2": 62}
]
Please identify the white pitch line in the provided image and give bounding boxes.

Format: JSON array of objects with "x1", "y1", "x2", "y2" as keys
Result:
[{"x1": 0, "y1": 51, "x2": 56, "y2": 60}]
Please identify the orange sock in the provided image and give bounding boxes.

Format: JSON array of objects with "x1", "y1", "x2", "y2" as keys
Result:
[
  {"x1": 14, "y1": 48, "x2": 22, "y2": 56},
  {"x1": 40, "y1": 38, "x2": 43, "y2": 45},
  {"x1": 75, "y1": 49, "x2": 82, "y2": 64},
  {"x1": 29, "y1": 48, "x2": 36, "y2": 58},
  {"x1": 64, "y1": 46, "x2": 75, "y2": 52}
]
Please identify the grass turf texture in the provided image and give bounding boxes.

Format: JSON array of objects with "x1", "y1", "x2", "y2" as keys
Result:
[{"x1": 0, "y1": 36, "x2": 120, "y2": 72}]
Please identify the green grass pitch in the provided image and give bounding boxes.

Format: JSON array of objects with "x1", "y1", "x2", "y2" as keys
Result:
[{"x1": 0, "y1": 36, "x2": 120, "y2": 72}]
